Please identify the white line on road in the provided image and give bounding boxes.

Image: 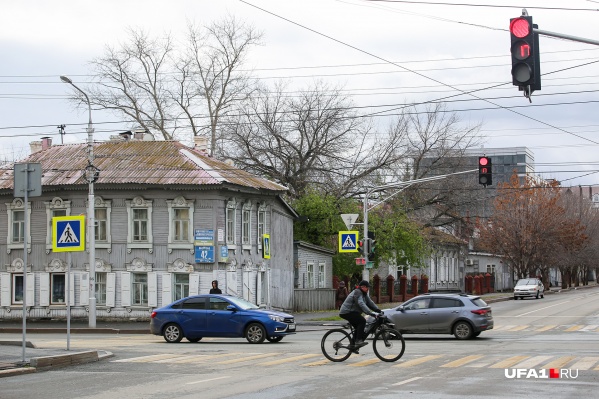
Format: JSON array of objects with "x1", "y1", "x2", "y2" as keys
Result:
[
  {"x1": 392, "y1": 377, "x2": 422, "y2": 386},
  {"x1": 515, "y1": 300, "x2": 573, "y2": 317},
  {"x1": 186, "y1": 376, "x2": 229, "y2": 385}
]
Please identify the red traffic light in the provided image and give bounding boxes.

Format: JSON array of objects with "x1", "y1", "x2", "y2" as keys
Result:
[
  {"x1": 479, "y1": 157, "x2": 489, "y2": 166},
  {"x1": 510, "y1": 18, "x2": 530, "y2": 38}
]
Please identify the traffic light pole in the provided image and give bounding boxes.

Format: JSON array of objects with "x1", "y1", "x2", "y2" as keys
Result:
[
  {"x1": 533, "y1": 28, "x2": 599, "y2": 47},
  {"x1": 361, "y1": 169, "x2": 477, "y2": 282}
]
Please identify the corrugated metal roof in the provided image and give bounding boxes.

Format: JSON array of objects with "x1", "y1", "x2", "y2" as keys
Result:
[{"x1": 0, "y1": 140, "x2": 287, "y2": 192}]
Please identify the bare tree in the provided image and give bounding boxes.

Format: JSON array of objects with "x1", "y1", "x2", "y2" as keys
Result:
[
  {"x1": 219, "y1": 81, "x2": 409, "y2": 199},
  {"x1": 80, "y1": 15, "x2": 261, "y2": 153}
]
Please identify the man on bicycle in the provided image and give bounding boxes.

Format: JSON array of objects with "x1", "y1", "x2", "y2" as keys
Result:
[{"x1": 339, "y1": 280, "x2": 382, "y2": 348}]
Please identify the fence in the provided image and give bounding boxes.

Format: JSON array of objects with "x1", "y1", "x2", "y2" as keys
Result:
[{"x1": 293, "y1": 289, "x2": 335, "y2": 312}]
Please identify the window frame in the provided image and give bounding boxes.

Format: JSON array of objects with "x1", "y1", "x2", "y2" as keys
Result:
[
  {"x1": 131, "y1": 273, "x2": 148, "y2": 306},
  {"x1": 307, "y1": 262, "x2": 315, "y2": 289},
  {"x1": 93, "y1": 197, "x2": 112, "y2": 249},
  {"x1": 166, "y1": 196, "x2": 195, "y2": 252},
  {"x1": 174, "y1": 273, "x2": 190, "y2": 301},
  {"x1": 45, "y1": 197, "x2": 71, "y2": 252},
  {"x1": 12, "y1": 274, "x2": 24, "y2": 304},
  {"x1": 6, "y1": 198, "x2": 31, "y2": 252},
  {"x1": 126, "y1": 197, "x2": 153, "y2": 252},
  {"x1": 241, "y1": 202, "x2": 252, "y2": 249},
  {"x1": 257, "y1": 204, "x2": 266, "y2": 249},
  {"x1": 318, "y1": 262, "x2": 325, "y2": 288},
  {"x1": 95, "y1": 272, "x2": 107, "y2": 305},
  {"x1": 226, "y1": 199, "x2": 237, "y2": 248},
  {"x1": 50, "y1": 273, "x2": 66, "y2": 305}
]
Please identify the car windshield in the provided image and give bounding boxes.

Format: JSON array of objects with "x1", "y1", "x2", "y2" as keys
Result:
[
  {"x1": 226, "y1": 296, "x2": 260, "y2": 310},
  {"x1": 516, "y1": 279, "x2": 537, "y2": 286}
]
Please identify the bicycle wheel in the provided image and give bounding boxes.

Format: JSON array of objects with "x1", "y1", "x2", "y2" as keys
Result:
[
  {"x1": 373, "y1": 328, "x2": 405, "y2": 362},
  {"x1": 321, "y1": 329, "x2": 353, "y2": 362}
]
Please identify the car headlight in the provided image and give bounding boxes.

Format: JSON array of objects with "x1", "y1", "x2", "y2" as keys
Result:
[{"x1": 269, "y1": 315, "x2": 284, "y2": 322}]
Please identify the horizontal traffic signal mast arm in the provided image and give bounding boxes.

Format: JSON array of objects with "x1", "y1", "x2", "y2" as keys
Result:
[{"x1": 534, "y1": 28, "x2": 599, "y2": 47}]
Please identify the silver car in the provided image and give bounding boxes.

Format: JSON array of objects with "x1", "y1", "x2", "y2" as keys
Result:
[
  {"x1": 513, "y1": 278, "x2": 544, "y2": 300},
  {"x1": 382, "y1": 293, "x2": 493, "y2": 340}
]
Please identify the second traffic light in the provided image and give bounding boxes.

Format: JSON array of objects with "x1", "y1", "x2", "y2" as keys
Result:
[
  {"x1": 510, "y1": 15, "x2": 541, "y2": 92},
  {"x1": 478, "y1": 156, "x2": 492, "y2": 187}
]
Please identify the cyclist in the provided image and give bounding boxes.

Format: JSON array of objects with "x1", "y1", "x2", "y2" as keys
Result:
[{"x1": 339, "y1": 280, "x2": 382, "y2": 348}]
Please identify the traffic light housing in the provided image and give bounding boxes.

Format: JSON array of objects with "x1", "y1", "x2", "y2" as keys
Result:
[
  {"x1": 358, "y1": 239, "x2": 365, "y2": 256},
  {"x1": 367, "y1": 232, "x2": 376, "y2": 260},
  {"x1": 510, "y1": 15, "x2": 541, "y2": 93},
  {"x1": 478, "y1": 156, "x2": 492, "y2": 187}
]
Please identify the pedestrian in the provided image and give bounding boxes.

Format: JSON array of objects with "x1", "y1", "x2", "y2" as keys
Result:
[
  {"x1": 336, "y1": 281, "x2": 348, "y2": 309},
  {"x1": 210, "y1": 280, "x2": 222, "y2": 294}
]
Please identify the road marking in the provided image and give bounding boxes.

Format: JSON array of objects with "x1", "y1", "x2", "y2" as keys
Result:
[
  {"x1": 258, "y1": 354, "x2": 319, "y2": 366},
  {"x1": 154, "y1": 354, "x2": 205, "y2": 363},
  {"x1": 536, "y1": 325, "x2": 556, "y2": 332},
  {"x1": 489, "y1": 355, "x2": 531, "y2": 369},
  {"x1": 349, "y1": 358, "x2": 381, "y2": 367},
  {"x1": 186, "y1": 376, "x2": 229, "y2": 385},
  {"x1": 580, "y1": 325, "x2": 598, "y2": 331},
  {"x1": 492, "y1": 325, "x2": 515, "y2": 331},
  {"x1": 441, "y1": 355, "x2": 484, "y2": 368},
  {"x1": 570, "y1": 357, "x2": 599, "y2": 370},
  {"x1": 392, "y1": 377, "x2": 422, "y2": 386},
  {"x1": 170, "y1": 352, "x2": 243, "y2": 363},
  {"x1": 565, "y1": 325, "x2": 583, "y2": 332},
  {"x1": 515, "y1": 300, "x2": 573, "y2": 317},
  {"x1": 394, "y1": 355, "x2": 443, "y2": 368},
  {"x1": 112, "y1": 353, "x2": 179, "y2": 363},
  {"x1": 217, "y1": 353, "x2": 280, "y2": 364},
  {"x1": 512, "y1": 355, "x2": 553, "y2": 369},
  {"x1": 508, "y1": 325, "x2": 529, "y2": 331},
  {"x1": 302, "y1": 359, "x2": 331, "y2": 367},
  {"x1": 541, "y1": 356, "x2": 576, "y2": 369}
]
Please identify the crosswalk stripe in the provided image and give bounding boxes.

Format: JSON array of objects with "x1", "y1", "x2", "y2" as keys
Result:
[
  {"x1": 302, "y1": 359, "x2": 331, "y2": 367},
  {"x1": 541, "y1": 356, "x2": 576, "y2": 369},
  {"x1": 512, "y1": 355, "x2": 553, "y2": 369},
  {"x1": 565, "y1": 325, "x2": 583, "y2": 332},
  {"x1": 217, "y1": 353, "x2": 280, "y2": 364},
  {"x1": 570, "y1": 357, "x2": 599, "y2": 370},
  {"x1": 113, "y1": 353, "x2": 179, "y2": 363},
  {"x1": 349, "y1": 358, "x2": 381, "y2": 367},
  {"x1": 169, "y1": 353, "x2": 242, "y2": 363},
  {"x1": 580, "y1": 325, "x2": 598, "y2": 332},
  {"x1": 154, "y1": 355, "x2": 203, "y2": 363},
  {"x1": 441, "y1": 355, "x2": 484, "y2": 368},
  {"x1": 492, "y1": 325, "x2": 515, "y2": 331},
  {"x1": 489, "y1": 355, "x2": 530, "y2": 368},
  {"x1": 259, "y1": 354, "x2": 319, "y2": 366},
  {"x1": 394, "y1": 355, "x2": 444, "y2": 368},
  {"x1": 536, "y1": 325, "x2": 556, "y2": 332},
  {"x1": 508, "y1": 325, "x2": 529, "y2": 332}
]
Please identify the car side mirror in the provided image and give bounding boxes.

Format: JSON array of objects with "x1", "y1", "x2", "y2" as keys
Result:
[
  {"x1": 226, "y1": 305, "x2": 237, "y2": 312},
  {"x1": 397, "y1": 305, "x2": 404, "y2": 311}
]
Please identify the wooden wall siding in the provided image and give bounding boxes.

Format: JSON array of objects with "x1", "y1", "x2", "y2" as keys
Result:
[
  {"x1": 293, "y1": 289, "x2": 335, "y2": 311},
  {"x1": 0, "y1": 187, "x2": 295, "y2": 319},
  {"x1": 295, "y1": 246, "x2": 333, "y2": 289}
]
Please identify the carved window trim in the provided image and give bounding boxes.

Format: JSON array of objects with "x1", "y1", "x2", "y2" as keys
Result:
[
  {"x1": 241, "y1": 202, "x2": 252, "y2": 250},
  {"x1": 226, "y1": 199, "x2": 237, "y2": 249},
  {"x1": 93, "y1": 197, "x2": 112, "y2": 250},
  {"x1": 166, "y1": 196, "x2": 195, "y2": 253},
  {"x1": 45, "y1": 197, "x2": 71, "y2": 253},
  {"x1": 257, "y1": 203, "x2": 267, "y2": 250},
  {"x1": 126, "y1": 196, "x2": 153, "y2": 253}
]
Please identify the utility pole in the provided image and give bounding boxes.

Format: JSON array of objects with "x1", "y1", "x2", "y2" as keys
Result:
[{"x1": 57, "y1": 124, "x2": 66, "y2": 144}]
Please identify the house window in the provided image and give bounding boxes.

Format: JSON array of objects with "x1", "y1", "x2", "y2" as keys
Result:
[
  {"x1": 226, "y1": 200, "x2": 237, "y2": 246},
  {"x1": 95, "y1": 209, "x2": 107, "y2": 242},
  {"x1": 132, "y1": 273, "x2": 148, "y2": 305},
  {"x1": 133, "y1": 209, "x2": 148, "y2": 242},
  {"x1": 51, "y1": 273, "x2": 66, "y2": 304},
  {"x1": 126, "y1": 197, "x2": 153, "y2": 250},
  {"x1": 318, "y1": 263, "x2": 325, "y2": 288},
  {"x1": 12, "y1": 210, "x2": 24, "y2": 243},
  {"x1": 95, "y1": 273, "x2": 107, "y2": 305},
  {"x1": 242, "y1": 204, "x2": 251, "y2": 247},
  {"x1": 257, "y1": 207, "x2": 265, "y2": 245},
  {"x1": 166, "y1": 197, "x2": 194, "y2": 252},
  {"x1": 174, "y1": 274, "x2": 189, "y2": 300},
  {"x1": 45, "y1": 197, "x2": 71, "y2": 251},
  {"x1": 93, "y1": 197, "x2": 112, "y2": 249},
  {"x1": 307, "y1": 262, "x2": 314, "y2": 289},
  {"x1": 487, "y1": 264, "x2": 496, "y2": 274},
  {"x1": 12, "y1": 274, "x2": 23, "y2": 304}
]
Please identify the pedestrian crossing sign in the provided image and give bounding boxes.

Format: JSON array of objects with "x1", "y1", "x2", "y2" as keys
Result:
[
  {"x1": 339, "y1": 231, "x2": 359, "y2": 253},
  {"x1": 52, "y1": 215, "x2": 85, "y2": 252}
]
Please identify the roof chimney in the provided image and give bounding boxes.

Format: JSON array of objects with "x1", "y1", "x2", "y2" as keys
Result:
[
  {"x1": 194, "y1": 136, "x2": 209, "y2": 153},
  {"x1": 120, "y1": 131, "x2": 132, "y2": 141},
  {"x1": 41, "y1": 136, "x2": 52, "y2": 150},
  {"x1": 30, "y1": 141, "x2": 42, "y2": 153}
]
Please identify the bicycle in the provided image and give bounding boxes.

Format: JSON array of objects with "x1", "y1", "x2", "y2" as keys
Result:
[{"x1": 321, "y1": 314, "x2": 405, "y2": 362}]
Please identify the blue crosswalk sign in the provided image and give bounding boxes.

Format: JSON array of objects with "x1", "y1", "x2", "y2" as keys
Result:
[
  {"x1": 52, "y1": 216, "x2": 85, "y2": 252},
  {"x1": 339, "y1": 231, "x2": 359, "y2": 253}
]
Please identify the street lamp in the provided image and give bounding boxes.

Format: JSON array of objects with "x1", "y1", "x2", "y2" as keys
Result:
[{"x1": 60, "y1": 75, "x2": 97, "y2": 328}]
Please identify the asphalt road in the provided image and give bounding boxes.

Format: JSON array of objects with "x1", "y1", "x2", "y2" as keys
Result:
[{"x1": 1, "y1": 288, "x2": 598, "y2": 399}]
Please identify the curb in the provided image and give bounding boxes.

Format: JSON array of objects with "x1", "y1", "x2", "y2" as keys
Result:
[
  {"x1": 0, "y1": 328, "x2": 149, "y2": 334},
  {"x1": 0, "y1": 350, "x2": 113, "y2": 378}
]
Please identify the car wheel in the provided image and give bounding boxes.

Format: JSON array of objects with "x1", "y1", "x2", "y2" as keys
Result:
[
  {"x1": 453, "y1": 321, "x2": 473, "y2": 340},
  {"x1": 266, "y1": 336, "x2": 283, "y2": 343},
  {"x1": 163, "y1": 323, "x2": 183, "y2": 343},
  {"x1": 187, "y1": 337, "x2": 203, "y2": 343},
  {"x1": 541, "y1": 292, "x2": 544, "y2": 298},
  {"x1": 513, "y1": 296, "x2": 518, "y2": 300},
  {"x1": 245, "y1": 323, "x2": 266, "y2": 344}
]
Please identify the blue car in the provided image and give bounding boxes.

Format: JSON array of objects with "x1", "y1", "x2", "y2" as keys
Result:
[{"x1": 150, "y1": 294, "x2": 296, "y2": 344}]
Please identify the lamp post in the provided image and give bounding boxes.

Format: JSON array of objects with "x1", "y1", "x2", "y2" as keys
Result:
[{"x1": 60, "y1": 75, "x2": 96, "y2": 328}]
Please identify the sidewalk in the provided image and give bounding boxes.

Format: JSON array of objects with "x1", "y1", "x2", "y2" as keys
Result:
[{"x1": 1, "y1": 284, "x2": 595, "y2": 378}]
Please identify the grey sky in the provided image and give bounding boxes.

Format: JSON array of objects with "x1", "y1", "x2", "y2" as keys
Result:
[{"x1": 1, "y1": 0, "x2": 598, "y2": 185}]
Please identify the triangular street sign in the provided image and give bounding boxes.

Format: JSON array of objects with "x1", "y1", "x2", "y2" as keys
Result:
[
  {"x1": 340, "y1": 213, "x2": 359, "y2": 230},
  {"x1": 58, "y1": 223, "x2": 79, "y2": 244}
]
